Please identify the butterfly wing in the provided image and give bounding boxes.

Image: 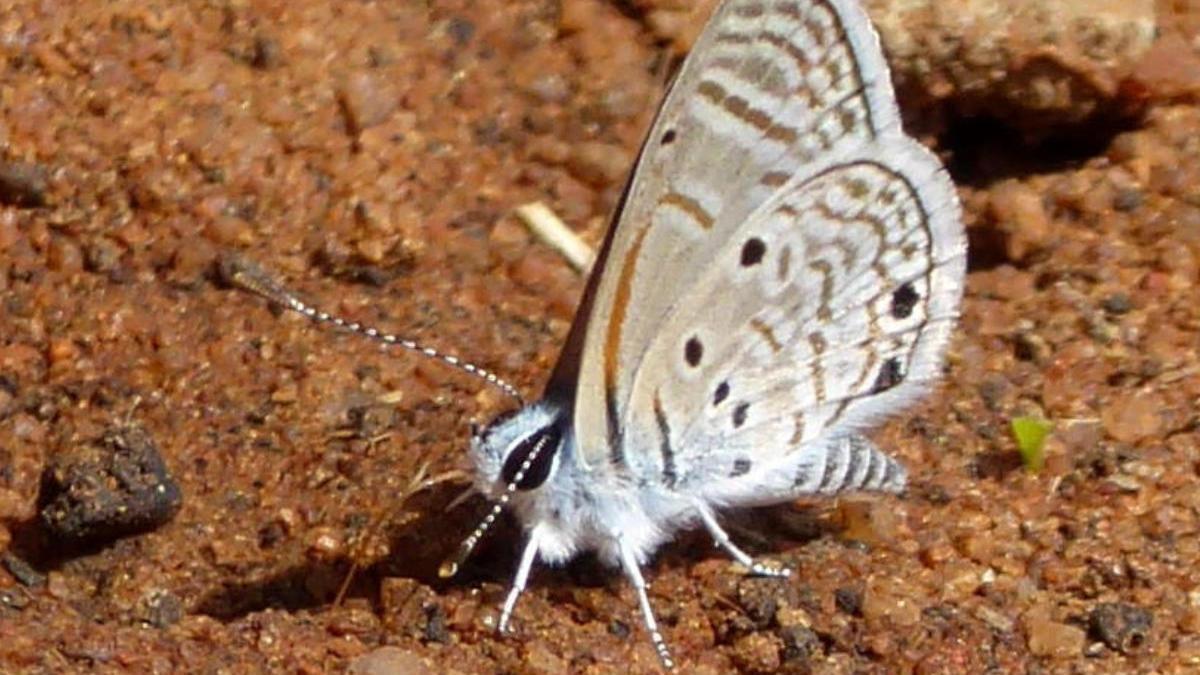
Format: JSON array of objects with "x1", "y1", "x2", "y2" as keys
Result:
[
  {"x1": 622, "y1": 135, "x2": 965, "y2": 499},
  {"x1": 548, "y1": 0, "x2": 912, "y2": 472}
]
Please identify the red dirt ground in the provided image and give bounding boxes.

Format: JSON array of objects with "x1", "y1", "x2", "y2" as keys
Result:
[{"x1": 1, "y1": 1, "x2": 1199, "y2": 673}]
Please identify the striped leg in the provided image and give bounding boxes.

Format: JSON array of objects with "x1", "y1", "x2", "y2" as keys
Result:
[
  {"x1": 498, "y1": 526, "x2": 543, "y2": 634},
  {"x1": 617, "y1": 537, "x2": 675, "y2": 670},
  {"x1": 694, "y1": 499, "x2": 791, "y2": 578}
]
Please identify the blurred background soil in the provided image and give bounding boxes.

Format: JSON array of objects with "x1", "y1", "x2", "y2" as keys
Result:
[{"x1": 1, "y1": 0, "x2": 1199, "y2": 672}]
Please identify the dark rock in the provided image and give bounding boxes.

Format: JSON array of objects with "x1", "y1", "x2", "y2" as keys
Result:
[
  {"x1": 738, "y1": 576, "x2": 783, "y2": 628},
  {"x1": 1088, "y1": 602, "x2": 1152, "y2": 654},
  {"x1": 139, "y1": 590, "x2": 184, "y2": 628},
  {"x1": 1, "y1": 552, "x2": 45, "y2": 587},
  {"x1": 447, "y1": 17, "x2": 475, "y2": 45},
  {"x1": 1101, "y1": 293, "x2": 1133, "y2": 315},
  {"x1": 0, "y1": 160, "x2": 48, "y2": 208},
  {"x1": 779, "y1": 624, "x2": 822, "y2": 663},
  {"x1": 39, "y1": 426, "x2": 182, "y2": 546},
  {"x1": 834, "y1": 586, "x2": 863, "y2": 616}
]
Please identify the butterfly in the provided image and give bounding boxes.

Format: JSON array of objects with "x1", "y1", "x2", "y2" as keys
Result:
[{"x1": 232, "y1": 0, "x2": 966, "y2": 669}]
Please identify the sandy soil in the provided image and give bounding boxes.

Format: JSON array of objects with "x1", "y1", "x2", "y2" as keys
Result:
[{"x1": 1, "y1": 0, "x2": 1199, "y2": 673}]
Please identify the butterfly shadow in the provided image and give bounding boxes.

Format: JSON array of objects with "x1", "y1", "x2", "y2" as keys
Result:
[
  {"x1": 192, "y1": 478, "x2": 481, "y2": 620},
  {"x1": 190, "y1": 486, "x2": 843, "y2": 625}
]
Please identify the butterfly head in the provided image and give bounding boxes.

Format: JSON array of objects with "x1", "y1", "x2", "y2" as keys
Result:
[{"x1": 440, "y1": 401, "x2": 569, "y2": 579}]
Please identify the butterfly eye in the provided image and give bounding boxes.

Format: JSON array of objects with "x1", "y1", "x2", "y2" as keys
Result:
[{"x1": 500, "y1": 424, "x2": 563, "y2": 491}]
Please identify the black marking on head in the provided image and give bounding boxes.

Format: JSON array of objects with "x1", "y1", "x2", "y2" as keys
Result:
[
  {"x1": 713, "y1": 381, "x2": 730, "y2": 406},
  {"x1": 653, "y1": 396, "x2": 677, "y2": 488},
  {"x1": 476, "y1": 408, "x2": 519, "y2": 442},
  {"x1": 740, "y1": 238, "x2": 766, "y2": 267},
  {"x1": 500, "y1": 421, "x2": 563, "y2": 491},
  {"x1": 684, "y1": 336, "x2": 703, "y2": 367},
  {"x1": 871, "y1": 357, "x2": 904, "y2": 394},
  {"x1": 730, "y1": 458, "x2": 752, "y2": 477},
  {"x1": 732, "y1": 402, "x2": 749, "y2": 428},
  {"x1": 890, "y1": 282, "x2": 919, "y2": 319},
  {"x1": 661, "y1": 129, "x2": 677, "y2": 145}
]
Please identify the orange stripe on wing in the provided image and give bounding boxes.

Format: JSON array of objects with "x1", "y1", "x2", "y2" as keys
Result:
[{"x1": 602, "y1": 225, "x2": 652, "y2": 464}]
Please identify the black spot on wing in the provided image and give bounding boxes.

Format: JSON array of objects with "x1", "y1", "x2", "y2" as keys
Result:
[
  {"x1": 871, "y1": 357, "x2": 904, "y2": 394},
  {"x1": 733, "y1": 402, "x2": 750, "y2": 428},
  {"x1": 713, "y1": 381, "x2": 730, "y2": 406},
  {"x1": 890, "y1": 282, "x2": 919, "y2": 319},
  {"x1": 685, "y1": 336, "x2": 703, "y2": 367},
  {"x1": 741, "y1": 238, "x2": 766, "y2": 266},
  {"x1": 730, "y1": 458, "x2": 752, "y2": 478}
]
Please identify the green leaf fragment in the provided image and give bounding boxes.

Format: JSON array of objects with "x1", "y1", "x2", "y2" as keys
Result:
[{"x1": 1012, "y1": 416, "x2": 1053, "y2": 473}]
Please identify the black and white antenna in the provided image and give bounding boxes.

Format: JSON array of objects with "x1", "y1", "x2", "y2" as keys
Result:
[{"x1": 223, "y1": 257, "x2": 524, "y2": 404}]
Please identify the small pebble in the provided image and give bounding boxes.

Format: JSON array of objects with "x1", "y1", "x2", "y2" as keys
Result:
[
  {"x1": 834, "y1": 586, "x2": 863, "y2": 616},
  {"x1": 38, "y1": 426, "x2": 182, "y2": 546},
  {"x1": 348, "y1": 646, "x2": 436, "y2": 675},
  {"x1": 1026, "y1": 612, "x2": 1086, "y2": 659},
  {"x1": 1088, "y1": 602, "x2": 1152, "y2": 654},
  {"x1": 778, "y1": 625, "x2": 822, "y2": 663},
  {"x1": 567, "y1": 141, "x2": 631, "y2": 186},
  {"x1": 1, "y1": 552, "x2": 44, "y2": 588},
  {"x1": 0, "y1": 160, "x2": 48, "y2": 208},
  {"x1": 1101, "y1": 389, "x2": 1164, "y2": 443},
  {"x1": 730, "y1": 632, "x2": 782, "y2": 674},
  {"x1": 1101, "y1": 293, "x2": 1133, "y2": 315}
]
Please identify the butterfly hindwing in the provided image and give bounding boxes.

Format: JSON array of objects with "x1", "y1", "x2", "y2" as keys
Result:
[{"x1": 623, "y1": 135, "x2": 965, "y2": 499}]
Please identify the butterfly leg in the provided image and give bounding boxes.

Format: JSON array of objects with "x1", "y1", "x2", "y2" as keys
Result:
[
  {"x1": 694, "y1": 500, "x2": 791, "y2": 578},
  {"x1": 498, "y1": 525, "x2": 543, "y2": 634},
  {"x1": 617, "y1": 536, "x2": 675, "y2": 670}
]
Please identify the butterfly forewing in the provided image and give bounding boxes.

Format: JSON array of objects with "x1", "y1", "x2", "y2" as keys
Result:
[{"x1": 562, "y1": 0, "x2": 910, "y2": 471}]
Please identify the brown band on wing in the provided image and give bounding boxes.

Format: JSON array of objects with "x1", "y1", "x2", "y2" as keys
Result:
[
  {"x1": 809, "y1": 259, "x2": 835, "y2": 321},
  {"x1": 761, "y1": 171, "x2": 790, "y2": 187},
  {"x1": 696, "y1": 80, "x2": 799, "y2": 145},
  {"x1": 750, "y1": 317, "x2": 783, "y2": 353},
  {"x1": 603, "y1": 225, "x2": 652, "y2": 467},
  {"x1": 659, "y1": 191, "x2": 715, "y2": 230}
]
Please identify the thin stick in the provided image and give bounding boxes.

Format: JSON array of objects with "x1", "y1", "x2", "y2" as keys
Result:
[{"x1": 515, "y1": 202, "x2": 595, "y2": 273}]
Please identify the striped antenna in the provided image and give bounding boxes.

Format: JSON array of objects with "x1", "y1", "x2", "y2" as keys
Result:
[{"x1": 223, "y1": 257, "x2": 524, "y2": 404}]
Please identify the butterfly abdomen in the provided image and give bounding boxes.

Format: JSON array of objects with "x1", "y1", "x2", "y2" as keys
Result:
[{"x1": 800, "y1": 433, "x2": 906, "y2": 495}]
